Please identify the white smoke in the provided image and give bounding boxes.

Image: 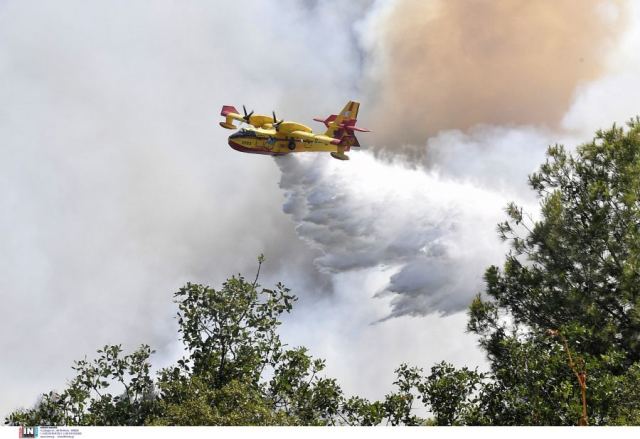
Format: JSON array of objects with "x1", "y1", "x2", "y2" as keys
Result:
[
  {"x1": 2, "y1": 0, "x2": 640, "y2": 420},
  {"x1": 273, "y1": 0, "x2": 640, "y2": 321},
  {"x1": 0, "y1": 0, "x2": 367, "y2": 416},
  {"x1": 276, "y1": 125, "x2": 549, "y2": 318}
]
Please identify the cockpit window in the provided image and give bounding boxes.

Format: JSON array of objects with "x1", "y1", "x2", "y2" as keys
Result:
[{"x1": 230, "y1": 129, "x2": 257, "y2": 139}]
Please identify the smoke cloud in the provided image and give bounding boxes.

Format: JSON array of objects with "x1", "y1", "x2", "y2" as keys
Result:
[
  {"x1": 361, "y1": 0, "x2": 626, "y2": 147},
  {"x1": 3, "y1": 0, "x2": 640, "y2": 420},
  {"x1": 268, "y1": 0, "x2": 633, "y2": 321},
  {"x1": 0, "y1": 0, "x2": 364, "y2": 416},
  {"x1": 276, "y1": 124, "x2": 549, "y2": 318}
]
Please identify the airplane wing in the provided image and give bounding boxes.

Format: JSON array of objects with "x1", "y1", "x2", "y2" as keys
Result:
[
  {"x1": 288, "y1": 130, "x2": 340, "y2": 145},
  {"x1": 250, "y1": 127, "x2": 277, "y2": 137},
  {"x1": 244, "y1": 127, "x2": 339, "y2": 145},
  {"x1": 220, "y1": 106, "x2": 278, "y2": 130}
]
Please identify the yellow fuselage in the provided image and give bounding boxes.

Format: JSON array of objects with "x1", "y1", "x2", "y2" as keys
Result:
[{"x1": 228, "y1": 129, "x2": 340, "y2": 156}]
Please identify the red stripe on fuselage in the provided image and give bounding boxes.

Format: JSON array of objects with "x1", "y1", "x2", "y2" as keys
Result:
[{"x1": 228, "y1": 139, "x2": 288, "y2": 156}]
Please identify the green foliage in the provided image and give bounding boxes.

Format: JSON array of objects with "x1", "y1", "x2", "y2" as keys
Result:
[
  {"x1": 340, "y1": 396, "x2": 385, "y2": 426},
  {"x1": 420, "y1": 362, "x2": 485, "y2": 425},
  {"x1": 470, "y1": 118, "x2": 640, "y2": 425},
  {"x1": 150, "y1": 256, "x2": 343, "y2": 426},
  {"x1": 338, "y1": 362, "x2": 484, "y2": 426},
  {"x1": 5, "y1": 344, "x2": 157, "y2": 426}
]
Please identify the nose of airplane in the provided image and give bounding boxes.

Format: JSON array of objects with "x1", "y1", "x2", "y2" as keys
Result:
[{"x1": 228, "y1": 138, "x2": 243, "y2": 152}]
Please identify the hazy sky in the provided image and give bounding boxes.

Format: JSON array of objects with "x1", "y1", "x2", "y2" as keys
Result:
[{"x1": 2, "y1": 0, "x2": 640, "y2": 416}]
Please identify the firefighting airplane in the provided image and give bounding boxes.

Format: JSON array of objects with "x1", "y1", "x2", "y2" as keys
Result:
[{"x1": 219, "y1": 101, "x2": 369, "y2": 160}]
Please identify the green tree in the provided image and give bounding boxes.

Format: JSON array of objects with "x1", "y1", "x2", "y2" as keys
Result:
[
  {"x1": 5, "y1": 344, "x2": 157, "y2": 426},
  {"x1": 151, "y1": 257, "x2": 343, "y2": 425},
  {"x1": 468, "y1": 118, "x2": 640, "y2": 425},
  {"x1": 339, "y1": 119, "x2": 640, "y2": 426},
  {"x1": 5, "y1": 256, "x2": 345, "y2": 426}
]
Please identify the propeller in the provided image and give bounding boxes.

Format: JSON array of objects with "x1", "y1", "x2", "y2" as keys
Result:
[
  {"x1": 272, "y1": 111, "x2": 283, "y2": 131},
  {"x1": 242, "y1": 105, "x2": 254, "y2": 123}
]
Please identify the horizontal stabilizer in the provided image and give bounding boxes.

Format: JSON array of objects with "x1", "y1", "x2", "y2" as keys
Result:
[{"x1": 314, "y1": 115, "x2": 369, "y2": 132}]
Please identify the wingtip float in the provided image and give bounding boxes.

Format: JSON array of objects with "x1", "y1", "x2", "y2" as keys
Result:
[{"x1": 218, "y1": 101, "x2": 369, "y2": 161}]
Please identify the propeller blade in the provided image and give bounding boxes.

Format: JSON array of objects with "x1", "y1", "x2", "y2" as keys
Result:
[
  {"x1": 272, "y1": 111, "x2": 283, "y2": 130},
  {"x1": 242, "y1": 105, "x2": 254, "y2": 122}
]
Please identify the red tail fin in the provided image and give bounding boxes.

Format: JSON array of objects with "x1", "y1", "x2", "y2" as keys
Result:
[{"x1": 314, "y1": 101, "x2": 370, "y2": 140}]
